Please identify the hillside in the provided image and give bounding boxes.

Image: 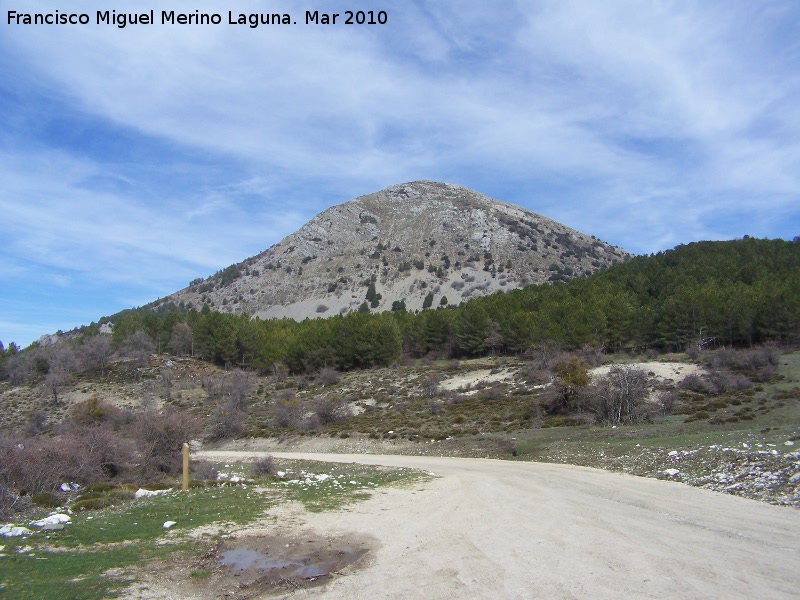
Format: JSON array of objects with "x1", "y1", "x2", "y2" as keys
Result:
[
  {"x1": 164, "y1": 181, "x2": 629, "y2": 319},
  {"x1": 1, "y1": 347, "x2": 798, "y2": 506}
]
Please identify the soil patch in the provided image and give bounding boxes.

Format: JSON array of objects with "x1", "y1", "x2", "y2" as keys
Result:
[
  {"x1": 590, "y1": 361, "x2": 705, "y2": 383},
  {"x1": 120, "y1": 528, "x2": 374, "y2": 599},
  {"x1": 438, "y1": 367, "x2": 516, "y2": 392}
]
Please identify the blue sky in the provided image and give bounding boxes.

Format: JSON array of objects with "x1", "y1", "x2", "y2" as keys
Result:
[{"x1": 1, "y1": 1, "x2": 799, "y2": 347}]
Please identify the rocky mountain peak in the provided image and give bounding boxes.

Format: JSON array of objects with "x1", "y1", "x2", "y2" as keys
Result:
[{"x1": 165, "y1": 181, "x2": 629, "y2": 318}]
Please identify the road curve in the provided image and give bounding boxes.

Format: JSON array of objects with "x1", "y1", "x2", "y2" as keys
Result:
[{"x1": 200, "y1": 451, "x2": 800, "y2": 599}]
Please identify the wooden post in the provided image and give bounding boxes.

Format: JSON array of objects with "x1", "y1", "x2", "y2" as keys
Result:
[{"x1": 182, "y1": 443, "x2": 189, "y2": 491}]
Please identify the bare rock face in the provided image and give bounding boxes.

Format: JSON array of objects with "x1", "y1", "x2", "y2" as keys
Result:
[{"x1": 167, "y1": 181, "x2": 629, "y2": 318}]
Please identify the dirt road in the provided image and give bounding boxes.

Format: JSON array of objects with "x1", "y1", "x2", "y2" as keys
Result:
[{"x1": 200, "y1": 451, "x2": 800, "y2": 599}]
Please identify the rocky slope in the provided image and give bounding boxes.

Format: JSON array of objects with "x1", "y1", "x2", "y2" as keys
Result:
[{"x1": 164, "y1": 181, "x2": 629, "y2": 318}]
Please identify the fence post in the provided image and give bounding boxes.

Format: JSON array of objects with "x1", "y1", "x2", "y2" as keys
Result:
[{"x1": 182, "y1": 443, "x2": 189, "y2": 491}]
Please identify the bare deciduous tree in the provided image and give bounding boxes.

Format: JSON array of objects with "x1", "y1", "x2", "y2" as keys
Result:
[
  {"x1": 3, "y1": 352, "x2": 35, "y2": 385},
  {"x1": 225, "y1": 369, "x2": 252, "y2": 411},
  {"x1": 169, "y1": 323, "x2": 194, "y2": 357},
  {"x1": 160, "y1": 368, "x2": 174, "y2": 400},
  {"x1": 203, "y1": 370, "x2": 252, "y2": 410},
  {"x1": 43, "y1": 344, "x2": 79, "y2": 405},
  {"x1": 484, "y1": 320, "x2": 504, "y2": 356},
  {"x1": 121, "y1": 331, "x2": 155, "y2": 378},
  {"x1": 590, "y1": 365, "x2": 651, "y2": 425},
  {"x1": 127, "y1": 407, "x2": 201, "y2": 478},
  {"x1": 81, "y1": 335, "x2": 114, "y2": 376}
]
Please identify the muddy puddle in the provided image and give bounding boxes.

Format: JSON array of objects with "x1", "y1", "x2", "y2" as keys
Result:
[
  {"x1": 171, "y1": 529, "x2": 375, "y2": 598},
  {"x1": 219, "y1": 547, "x2": 345, "y2": 579}
]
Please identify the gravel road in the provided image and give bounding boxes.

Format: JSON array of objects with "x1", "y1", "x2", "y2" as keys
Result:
[{"x1": 200, "y1": 451, "x2": 800, "y2": 599}]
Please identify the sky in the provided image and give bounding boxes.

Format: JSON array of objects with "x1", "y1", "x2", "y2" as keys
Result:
[{"x1": 1, "y1": 1, "x2": 799, "y2": 348}]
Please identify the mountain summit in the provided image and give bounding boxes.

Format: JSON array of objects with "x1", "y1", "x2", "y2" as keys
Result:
[{"x1": 167, "y1": 181, "x2": 629, "y2": 318}]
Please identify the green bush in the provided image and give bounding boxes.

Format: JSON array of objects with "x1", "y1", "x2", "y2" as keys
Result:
[
  {"x1": 685, "y1": 410, "x2": 711, "y2": 423},
  {"x1": 31, "y1": 492, "x2": 63, "y2": 508},
  {"x1": 140, "y1": 482, "x2": 173, "y2": 491},
  {"x1": 72, "y1": 497, "x2": 113, "y2": 511},
  {"x1": 109, "y1": 487, "x2": 136, "y2": 500},
  {"x1": 85, "y1": 482, "x2": 115, "y2": 493},
  {"x1": 541, "y1": 416, "x2": 578, "y2": 428},
  {"x1": 75, "y1": 491, "x2": 108, "y2": 501}
]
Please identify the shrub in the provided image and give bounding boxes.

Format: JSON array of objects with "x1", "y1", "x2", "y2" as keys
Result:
[
  {"x1": 60, "y1": 425, "x2": 135, "y2": 482},
  {"x1": 127, "y1": 408, "x2": 202, "y2": 479},
  {"x1": 316, "y1": 367, "x2": 340, "y2": 386},
  {"x1": 31, "y1": 492, "x2": 63, "y2": 508},
  {"x1": 205, "y1": 403, "x2": 245, "y2": 442},
  {"x1": 677, "y1": 374, "x2": 713, "y2": 394},
  {"x1": 69, "y1": 397, "x2": 122, "y2": 427},
  {"x1": 303, "y1": 413, "x2": 322, "y2": 431},
  {"x1": 74, "y1": 491, "x2": 107, "y2": 501},
  {"x1": 112, "y1": 483, "x2": 138, "y2": 494},
  {"x1": 0, "y1": 427, "x2": 133, "y2": 496},
  {"x1": 656, "y1": 390, "x2": 679, "y2": 414},
  {"x1": 213, "y1": 370, "x2": 253, "y2": 411},
  {"x1": 480, "y1": 387, "x2": 504, "y2": 402},
  {"x1": 24, "y1": 411, "x2": 48, "y2": 436},
  {"x1": 422, "y1": 374, "x2": 442, "y2": 397},
  {"x1": 86, "y1": 482, "x2": 115, "y2": 493},
  {"x1": 541, "y1": 415, "x2": 578, "y2": 428},
  {"x1": 774, "y1": 387, "x2": 800, "y2": 400},
  {"x1": 140, "y1": 482, "x2": 173, "y2": 491},
  {"x1": 273, "y1": 384, "x2": 296, "y2": 399},
  {"x1": 313, "y1": 397, "x2": 352, "y2": 426},
  {"x1": 685, "y1": 410, "x2": 711, "y2": 422},
  {"x1": 72, "y1": 497, "x2": 113, "y2": 511},
  {"x1": 121, "y1": 330, "x2": 155, "y2": 360},
  {"x1": 189, "y1": 460, "x2": 219, "y2": 481},
  {"x1": 250, "y1": 455, "x2": 276, "y2": 477},
  {"x1": 0, "y1": 484, "x2": 21, "y2": 521},
  {"x1": 272, "y1": 396, "x2": 304, "y2": 428},
  {"x1": 706, "y1": 370, "x2": 752, "y2": 394}
]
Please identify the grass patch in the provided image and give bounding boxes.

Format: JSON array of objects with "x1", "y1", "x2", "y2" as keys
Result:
[
  {"x1": 273, "y1": 459, "x2": 429, "y2": 512},
  {"x1": 1, "y1": 545, "x2": 145, "y2": 599},
  {"x1": 0, "y1": 460, "x2": 430, "y2": 599},
  {"x1": 189, "y1": 569, "x2": 212, "y2": 579}
]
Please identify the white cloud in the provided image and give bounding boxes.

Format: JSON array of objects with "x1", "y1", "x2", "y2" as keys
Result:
[
  {"x1": 0, "y1": 147, "x2": 306, "y2": 286},
  {"x1": 5, "y1": 1, "x2": 796, "y2": 216}
]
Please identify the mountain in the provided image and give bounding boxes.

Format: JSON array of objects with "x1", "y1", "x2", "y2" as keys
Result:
[{"x1": 164, "y1": 181, "x2": 630, "y2": 318}]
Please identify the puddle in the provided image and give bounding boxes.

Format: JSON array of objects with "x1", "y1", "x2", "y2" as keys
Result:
[
  {"x1": 220, "y1": 548, "x2": 332, "y2": 579},
  {"x1": 125, "y1": 531, "x2": 376, "y2": 599}
]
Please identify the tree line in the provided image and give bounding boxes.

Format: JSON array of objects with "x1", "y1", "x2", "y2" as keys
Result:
[{"x1": 2, "y1": 237, "x2": 799, "y2": 380}]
